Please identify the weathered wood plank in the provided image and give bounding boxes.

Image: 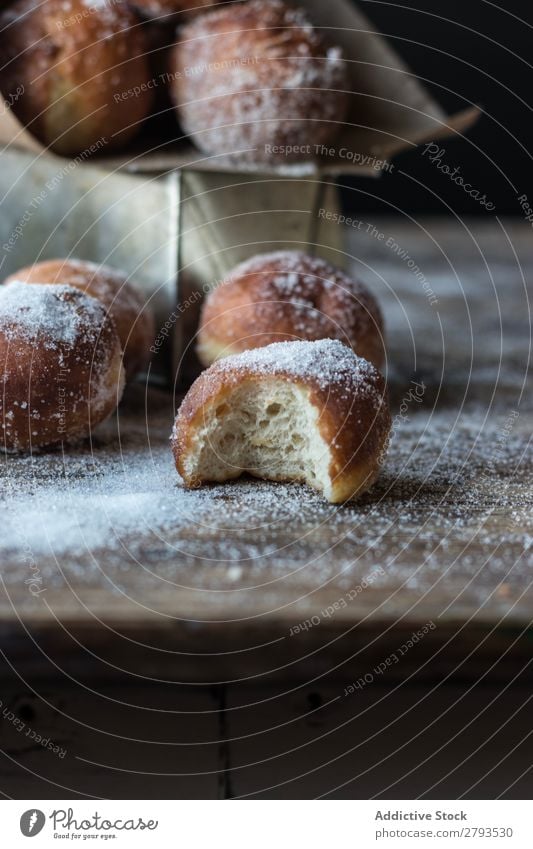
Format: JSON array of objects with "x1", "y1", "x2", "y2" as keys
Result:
[
  {"x1": 226, "y1": 681, "x2": 533, "y2": 799},
  {"x1": 0, "y1": 676, "x2": 221, "y2": 799}
]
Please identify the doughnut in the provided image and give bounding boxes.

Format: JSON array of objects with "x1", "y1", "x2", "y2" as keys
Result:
[
  {"x1": 172, "y1": 339, "x2": 390, "y2": 503},
  {"x1": 129, "y1": 0, "x2": 219, "y2": 21},
  {"x1": 5, "y1": 260, "x2": 155, "y2": 379},
  {"x1": 0, "y1": 282, "x2": 124, "y2": 452},
  {"x1": 197, "y1": 251, "x2": 385, "y2": 369},
  {"x1": 169, "y1": 0, "x2": 349, "y2": 162},
  {"x1": 0, "y1": 0, "x2": 153, "y2": 156}
]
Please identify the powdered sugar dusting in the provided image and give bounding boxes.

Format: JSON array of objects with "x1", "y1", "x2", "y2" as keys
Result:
[
  {"x1": 229, "y1": 249, "x2": 380, "y2": 340},
  {"x1": 7, "y1": 259, "x2": 146, "y2": 316},
  {"x1": 213, "y1": 338, "x2": 381, "y2": 399},
  {"x1": 0, "y1": 389, "x2": 530, "y2": 627},
  {"x1": 200, "y1": 251, "x2": 384, "y2": 368},
  {"x1": 0, "y1": 281, "x2": 124, "y2": 451},
  {"x1": 0, "y1": 0, "x2": 152, "y2": 157},
  {"x1": 0, "y1": 281, "x2": 106, "y2": 348},
  {"x1": 172, "y1": 0, "x2": 349, "y2": 162},
  {"x1": 230, "y1": 250, "x2": 366, "y2": 296}
]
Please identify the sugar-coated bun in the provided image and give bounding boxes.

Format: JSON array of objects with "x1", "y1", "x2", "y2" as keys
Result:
[
  {"x1": 172, "y1": 339, "x2": 390, "y2": 503},
  {"x1": 169, "y1": 0, "x2": 349, "y2": 162},
  {"x1": 129, "y1": 0, "x2": 219, "y2": 21},
  {"x1": 197, "y1": 251, "x2": 385, "y2": 369},
  {"x1": 5, "y1": 260, "x2": 155, "y2": 379},
  {"x1": 0, "y1": 0, "x2": 153, "y2": 156},
  {"x1": 0, "y1": 282, "x2": 124, "y2": 452}
]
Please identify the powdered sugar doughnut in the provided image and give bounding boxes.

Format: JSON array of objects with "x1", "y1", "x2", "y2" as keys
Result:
[
  {"x1": 5, "y1": 260, "x2": 155, "y2": 379},
  {"x1": 197, "y1": 251, "x2": 385, "y2": 368},
  {"x1": 169, "y1": 0, "x2": 349, "y2": 162},
  {"x1": 172, "y1": 339, "x2": 390, "y2": 503},
  {"x1": 0, "y1": 0, "x2": 153, "y2": 156},
  {"x1": 0, "y1": 282, "x2": 124, "y2": 452}
]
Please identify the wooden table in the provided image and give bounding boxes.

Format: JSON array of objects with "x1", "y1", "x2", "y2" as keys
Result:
[{"x1": 0, "y1": 218, "x2": 531, "y2": 798}]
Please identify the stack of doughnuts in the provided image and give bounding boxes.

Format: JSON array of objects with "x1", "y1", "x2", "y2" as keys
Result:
[
  {"x1": 0, "y1": 0, "x2": 349, "y2": 162},
  {"x1": 0, "y1": 260, "x2": 154, "y2": 452}
]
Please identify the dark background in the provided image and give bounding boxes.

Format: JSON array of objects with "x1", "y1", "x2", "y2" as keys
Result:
[{"x1": 344, "y1": 0, "x2": 533, "y2": 215}]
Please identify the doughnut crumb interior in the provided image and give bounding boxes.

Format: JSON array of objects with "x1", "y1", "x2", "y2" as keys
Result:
[{"x1": 172, "y1": 339, "x2": 391, "y2": 503}]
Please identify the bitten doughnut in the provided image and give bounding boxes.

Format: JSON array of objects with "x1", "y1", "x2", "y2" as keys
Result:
[
  {"x1": 169, "y1": 0, "x2": 349, "y2": 162},
  {"x1": 197, "y1": 251, "x2": 385, "y2": 369},
  {"x1": 5, "y1": 260, "x2": 155, "y2": 379},
  {"x1": 0, "y1": 282, "x2": 124, "y2": 452},
  {"x1": 0, "y1": 0, "x2": 153, "y2": 156},
  {"x1": 129, "y1": 0, "x2": 219, "y2": 21},
  {"x1": 172, "y1": 339, "x2": 390, "y2": 503}
]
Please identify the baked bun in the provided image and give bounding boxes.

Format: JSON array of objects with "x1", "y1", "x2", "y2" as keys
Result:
[
  {"x1": 197, "y1": 251, "x2": 385, "y2": 369},
  {"x1": 0, "y1": 0, "x2": 153, "y2": 156},
  {"x1": 0, "y1": 282, "x2": 124, "y2": 452},
  {"x1": 169, "y1": 0, "x2": 349, "y2": 162},
  {"x1": 172, "y1": 339, "x2": 390, "y2": 503},
  {"x1": 129, "y1": 0, "x2": 219, "y2": 21},
  {"x1": 5, "y1": 260, "x2": 154, "y2": 379}
]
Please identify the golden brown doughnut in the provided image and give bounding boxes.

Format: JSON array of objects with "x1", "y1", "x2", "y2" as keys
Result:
[
  {"x1": 0, "y1": 0, "x2": 153, "y2": 156},
  {"x1": 129, "y1": 0, "x2": 219, "y2": 21},
  {"x1": 169, "y1": 0, "x2": 349, "y2": 162},
  {"x1": 5, "y1": 260, "x2": 155, "y2": 379},
  {"x1": 0, "y1": 282, "x2": 124, "y2": 452},
  {"x1": 172, "y1": 339, "x2": 390, "y2": 503},
  {"x1": 197, "y1": 251, "x2": 385, "y2": 369}
]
